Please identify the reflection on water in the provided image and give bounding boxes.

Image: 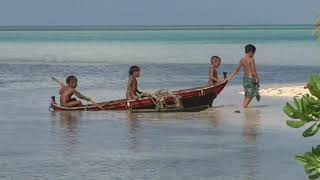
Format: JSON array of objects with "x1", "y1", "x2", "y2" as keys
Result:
[
  {"x1": 242, "y1": 109, "x2": 261, "y2": 180},
  {"x1": 243, "y1": 109, "x2": 261, "y2": 142},
  {"x1": 127, "y1": 112, "x2": 141, "y2": 152},
  {"x1": 207, "y1": 109, "x2": 221, "y2": 128},
  {"x1": 206, "y1": 108, "x2": 261, "y2": 180},
  {"x1": 51, "y1": 111, "x2": 82, "y2": 152},
  {"x1": 40, "y1": 108, "x2": 307, "y2": 179},
  {"x1": 60, "y1": 111, "x2": 81, "y2": 131}
]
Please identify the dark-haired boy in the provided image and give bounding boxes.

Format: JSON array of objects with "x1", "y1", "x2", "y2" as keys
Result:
[
  {"x1": 127, "y1": 66, "x2": 143, "y2": 100},
  {"x1": 227, "y1": 44, "x2": 260, "y2": 108},
  {"x1": 59, "y1": 75, "x2": 90, "y2": 107},
  {"x1": 208, "y1": 56, "x2": 221, "y2": 86}
]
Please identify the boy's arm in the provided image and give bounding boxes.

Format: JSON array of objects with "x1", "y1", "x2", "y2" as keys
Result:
[
  {"x1": 73, "y1": 89, "x2": 91, "y2": 101},
  {"x1": 210, "y1": 69, "x2": 219, "y2": 81},
  {"x1": 228, "y1": 61, "x2": 242, "y2": 80},
  {"x1": 134, "y1": 80, "x2": 142, "y2": 94}
]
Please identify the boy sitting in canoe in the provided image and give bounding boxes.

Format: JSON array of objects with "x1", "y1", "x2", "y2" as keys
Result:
[
  {"x1": 127, "y1": 65, "x2": 150, "y2": 100},
  {"x1": 59, "y1": 75, "x2": 91, "y2": 107},
  {"x1": 226, "y1": 44, "x2": 260, "y2": 108},
  {"x1": 208, "y1": 56, "x2": 222, "y2": 86}
]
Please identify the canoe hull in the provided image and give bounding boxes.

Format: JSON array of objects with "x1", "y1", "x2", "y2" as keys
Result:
[{"x1": 50, "y1": 81, "x2": 227, "y2": 112}]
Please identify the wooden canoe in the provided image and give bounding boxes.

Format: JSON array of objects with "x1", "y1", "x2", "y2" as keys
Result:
[{"x1": 50, "y1": 80, "x2": 227, "y2": 112}]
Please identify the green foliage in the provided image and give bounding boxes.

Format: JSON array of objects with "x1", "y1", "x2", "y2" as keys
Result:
[
  {"x1": 284, "y1": 74, "x2": 320, "y2": 179},
  {"x1": 283, "y1": 74, "x2": 320, "y2": 137},
  {"x1": 295, "y1": 146, "x2": 320, "y2": 180},
  {"x1": 291, "y1": 18, "x2": 320, "y2": 180}
]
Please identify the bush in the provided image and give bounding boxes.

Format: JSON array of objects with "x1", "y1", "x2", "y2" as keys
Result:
[{"x1": 283, "y1": 74, "x2": 320, "y2": 179}]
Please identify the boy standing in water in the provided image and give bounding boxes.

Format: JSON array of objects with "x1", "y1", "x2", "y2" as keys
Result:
[
  {"x1": 127, "y1": 65, "x2": 144, "y2": 100},
  {"x1": 227, "y1": 44, "x2": 260, "y2": 108},
  {"x1": 59, "y1": 75, "x2": 90, "y2": 107},
  {"x1": 208, "y1": 56, "x2": 221, "y2": 86}
]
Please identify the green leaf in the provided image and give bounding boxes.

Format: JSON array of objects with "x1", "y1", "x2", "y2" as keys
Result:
[
  {"x1": 314, "y1": 146, "x2": 320, "y2": 156},
  {"x1": 302, "y1": 97, "x2": 312, "y2": 114},
  {"x1": 309, "y1": 85, "x2": 320, "y2": 99},
  {"x1": 304, "y1": 152, "x2": 316, "y2": 161},
  {"x1": 294, "y1": 97, "x2": 303, "y2": 111},
  {"x1": 308, "y1": 75, "x2": 320, "y2": 99},
  {"x1": 309, "y1": 172, "x2": 320, "y2": 180},
  {"x1": 295, "y1": 155, "x2": 307, "y2": 165},
  {"x1": 313, "y1": 147, "x2": 317, "y2": 154},
  {"x1": 304, "y1": 95, "x2": 319, "y2": 106},
  {"x1": 311, "y1": 146, "x2": 320, "y2": 156},
  {"x1": 287, "y1": 120, "x2": 305, "y2": 128},
  {"x1": 283, "y1": 102, "x2": 316, "y2": 123},
  {"x1": 295, "y1": 144, "x2": 320, "y2": 179},
  {"x1": 299, "y1": 114, "x2": 317, "y2": 123},
  {"x1": 313, "y1": 111, "x2": 320, "y2": 117},
  {"x1": 303, "y1": 123, "x2": 320, "y2": 137},
  {"x1": 315, "y1": 74, "x2": 320, "y2": 89},
  {"x1": 283, "y1": 103, "x2": 300, "y2": 119},
  {"x1": 305, "y1": 165, "x2": 316, "y2": 174}
]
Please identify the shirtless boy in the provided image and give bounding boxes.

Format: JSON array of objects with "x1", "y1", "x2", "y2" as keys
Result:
[
  {"x1": 59, "y1": 75, "x2": 90, "y2": 107},
  {"x1": 208, "y1": 56, "x2": 221, "y2": 86},
  {"x1": 227, "y1": 44, "x2": 260, "y2": 108},
  {"x1": 127, "y1": 66, "x2": 143, "y2": 100}
]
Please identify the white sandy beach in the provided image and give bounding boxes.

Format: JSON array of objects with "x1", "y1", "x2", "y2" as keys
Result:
[
  {"x1": 259, "y1": 86, "x2": 310, "y2": 97},
  {"x1": 240, "y1": 86, "x2": 310, "y2": 97}
]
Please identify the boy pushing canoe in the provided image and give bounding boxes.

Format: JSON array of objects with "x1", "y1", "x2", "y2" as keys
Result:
[{"x1": 227, "y1": 44, "x2": 260, "y2": 108}]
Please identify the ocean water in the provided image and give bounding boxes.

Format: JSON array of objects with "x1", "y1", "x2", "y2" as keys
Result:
[
  {"x1": 0, "y1": 25, "x2": 319, "y2": 65},
  {"x1": 0, "y1": 25, "x2": 319, "y2": 179}
]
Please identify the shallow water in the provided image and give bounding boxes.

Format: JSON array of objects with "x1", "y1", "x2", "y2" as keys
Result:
[{"x1": 0, "y1": 81, "x2": 318, "y2": 179}]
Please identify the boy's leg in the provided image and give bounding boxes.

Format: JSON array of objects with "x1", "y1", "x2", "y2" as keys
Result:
[
  {"x1": 65, "y1": 100, "x2": 82, "y2": 107},
  {"x1": 136, "y1": 92, "x2": 151, "y2": 99},
  {"x1": 243, "y1": 96, "x2": 253, "y2": 108}
]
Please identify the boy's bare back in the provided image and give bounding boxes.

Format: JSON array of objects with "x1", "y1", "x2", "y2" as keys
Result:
[
  {"x1": 228, "y1": 56, "x2": 259, "y2": 83},
  {"x1": 60, "y1": 86, "x2": 75, "y2": 106},
  {"x1": 240, "y1": 57, "x2": 257, "y2": 77}
]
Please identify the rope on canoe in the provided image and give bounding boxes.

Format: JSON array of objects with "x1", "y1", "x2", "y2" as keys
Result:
[{"x1": 150, "y1": 89, "x2": 183, "y2": 111}]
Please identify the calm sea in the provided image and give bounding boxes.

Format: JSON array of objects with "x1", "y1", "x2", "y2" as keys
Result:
[
  {"x1": 0, "y1": 25, "x2": 319, "y2": 65},
  {"x1": 0, "y1": 25, "x2": 319, "y2": 179}
]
